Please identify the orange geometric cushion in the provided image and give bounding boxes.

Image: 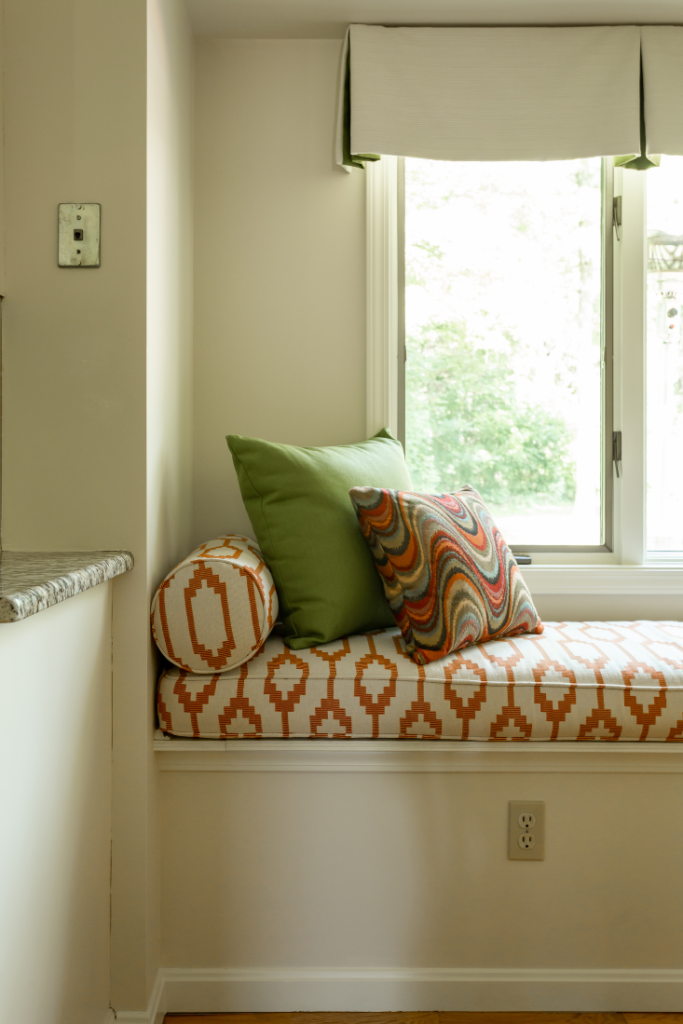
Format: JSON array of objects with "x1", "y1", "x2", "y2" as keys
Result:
[
  {"x1": 151, "y1": 535, "x2": 278, "y2": 674},
  {"x1": 157, "y1": 621, "x2": 683, "y2": 742}
]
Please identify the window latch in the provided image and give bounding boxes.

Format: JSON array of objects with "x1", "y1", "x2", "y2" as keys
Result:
[
  {"x1": 612, "y1": 430, "x2": 622, "y2": 478},
  {"x1": 613, "y1": 195, "x2": 622, "y2": 241}
]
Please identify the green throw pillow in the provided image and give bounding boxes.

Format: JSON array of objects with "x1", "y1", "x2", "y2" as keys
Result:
[{"x1": 227, "y1": 430, "x2": 412, "y2": 648}]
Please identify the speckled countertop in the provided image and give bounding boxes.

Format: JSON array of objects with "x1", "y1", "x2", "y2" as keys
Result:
[{"x1": 0, "y1": 551, "x2": 133, "y2": 622}]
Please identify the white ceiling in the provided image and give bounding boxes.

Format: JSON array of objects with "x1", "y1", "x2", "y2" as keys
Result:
[{"x1": 184, "y1": 0, "x2": 683, "y2": 38}]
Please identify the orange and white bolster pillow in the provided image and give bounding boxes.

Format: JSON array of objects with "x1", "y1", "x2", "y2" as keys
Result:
[{"x1": 151, "y1": 535, "x2": 278, "y2": 674}]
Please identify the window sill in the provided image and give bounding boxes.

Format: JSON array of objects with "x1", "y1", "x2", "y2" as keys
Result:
[{"x1": 519, "y1": 564, "x2": 683, "y2": 595}]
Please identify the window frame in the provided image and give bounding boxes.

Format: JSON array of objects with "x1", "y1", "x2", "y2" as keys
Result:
[{"x1": 365, "y1": 155, "x2": 683, "y2": 571}]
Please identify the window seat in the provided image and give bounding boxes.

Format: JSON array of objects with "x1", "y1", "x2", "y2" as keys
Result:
[{"x1": 156, "y1": 621, "x2": 683, "y2": 742}]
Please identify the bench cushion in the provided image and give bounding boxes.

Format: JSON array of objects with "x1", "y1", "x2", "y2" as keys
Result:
[{"x1": 157, "y1": 620, "x2": 683, "y2": 741}]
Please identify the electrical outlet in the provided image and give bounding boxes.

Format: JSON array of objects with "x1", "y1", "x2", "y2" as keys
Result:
[{"x1": 508, "y1": 800, "x2": 545, "y2": 860}]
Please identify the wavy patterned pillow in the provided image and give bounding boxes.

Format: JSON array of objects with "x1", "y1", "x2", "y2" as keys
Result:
[{"x1": 349, "y1": 485, "x2": 543, "y2": 665}]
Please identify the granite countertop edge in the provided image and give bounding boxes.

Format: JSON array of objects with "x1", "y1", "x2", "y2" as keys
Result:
[{"x1": 0, "y1": 550, "x2": 134, "y2": 622}]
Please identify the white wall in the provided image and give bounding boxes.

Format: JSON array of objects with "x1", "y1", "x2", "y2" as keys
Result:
[
  {"x1": 533, "y1": 592, "x2": 683, "y2": 621},
  {"x1": 193, "y1": 38, "x2": 366, "y2": 544},
  {"x1": 0, "y1": 586, "x2": 113, "y2": 1024}
]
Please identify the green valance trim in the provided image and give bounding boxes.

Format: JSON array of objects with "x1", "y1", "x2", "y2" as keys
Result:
[
  {"x1": 614, "y1": 57, "x2": 660, "y2": 170},
  {"x1": 342, "y1": 45, "x2": 380, "y2": 169}
]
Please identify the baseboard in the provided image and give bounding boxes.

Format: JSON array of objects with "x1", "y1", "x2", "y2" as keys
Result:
[
  {"x1": 101, "y1": 1011, "x2": 116, "y2": 1024},
  {"x1": 161, "y1": 966, "x2": 683, "y2": 1012},
  {"x1": 114, "y1": 969, "x2": 165, "y2": 1024}
]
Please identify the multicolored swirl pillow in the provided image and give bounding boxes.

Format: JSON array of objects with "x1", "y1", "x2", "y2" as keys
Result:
[{"x1": 349, "y1": 485, "x2": 543, "y2": 665}]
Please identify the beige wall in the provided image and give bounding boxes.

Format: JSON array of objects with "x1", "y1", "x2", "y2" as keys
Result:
[
  {"x1": 1, "y1": 0, "x2": 151, "y2": 1012},
  {"x1": 160, "y1": 767, "x2": 683, "y2": 988},
  {"x1": 1, "y1": 12, "x2": 680, "y2": 1020},
  {"x1": 0, "y1": 2, "x2": 5, "y2": 299},
  {"x1": 144, "y1": 0, "x2": 194, "y2": 1013},
  {"x1": 147, "y1": 0, "x2": 194, "y2": 585},
  {"x1": 193, "y1": 38, "x2": 366, "y2": 544},
  {"x1": 0, "y1": 0, "x2": 194, "y2": 1014},
  {"x1": 2, "y1": 0, "x2": 147, "y2": 554},
  {"x1": 0, "y1": 585, "x2": 113, "y2": 1024},
  {"x1": 158, "y1": 37, "x2": 683, "y2": 1013},
  {"x1": 190, "y1": 38, "x2": 679, "y2": 622}
]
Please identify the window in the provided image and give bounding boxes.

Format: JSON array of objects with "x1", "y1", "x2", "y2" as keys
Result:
[
  {"x1": 385, "y1": 154, "x2": 683, "y2": 563},
  {"x1": 399, "y1": 157, "x2": 609, "y2": 552},
  {"x1": 646, "y1": 157, "x2": 683, "y2": 555}
]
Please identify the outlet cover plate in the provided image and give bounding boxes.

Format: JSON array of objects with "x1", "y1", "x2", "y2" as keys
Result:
[
  {"x1": 508, "y1": 800, "x2": 545, "y2": 860},
  {"x1": 58, "y1": 203, "x2": 100, "y2": 267}
]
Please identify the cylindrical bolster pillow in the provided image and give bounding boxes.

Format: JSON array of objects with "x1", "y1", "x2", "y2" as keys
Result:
[{"x1": 151, "y1": 535, "x2": 278, "y2": 674}]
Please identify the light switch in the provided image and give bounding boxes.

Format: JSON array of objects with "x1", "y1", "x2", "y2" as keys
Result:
[{"x1": 58, "y1": 203, "x2": 100, "y2": 267}]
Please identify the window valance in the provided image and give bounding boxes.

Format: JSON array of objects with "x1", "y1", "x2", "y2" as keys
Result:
[
  {"x1": 336, "y1": 25, "x2": 645, "y2": 168},
  {"x1": 642, "y1": 26, "x2": 683, "y2": 157}
]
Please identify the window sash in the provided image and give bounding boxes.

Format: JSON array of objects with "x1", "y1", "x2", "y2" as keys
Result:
[
  {"x1": 395, "y1": 157, "x2": 615, "y2": 555},
  {"x1": 366, "y1": 158, "x2": 653, "y2": 565}
]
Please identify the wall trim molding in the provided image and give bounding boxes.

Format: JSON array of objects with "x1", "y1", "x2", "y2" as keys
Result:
[
  {"x1": 110, "y1": 963, "x2": 683, "y2": 1015},
  {"x1": 154, "y1": 736, "x2": 683, "y2": 772},
  {"x1": 156, "y1": 965, "x2": 683, "y2": 1013},
  {"x1": 366, "y1": 155, "x2": 399, "y2": 438},
  {"x1": 114, "y1": 968, "x2": 165, "y2": 1024}
]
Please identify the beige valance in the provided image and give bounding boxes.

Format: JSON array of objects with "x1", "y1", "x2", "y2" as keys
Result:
[
  {"x1": 336, "y1": 25, "x2": 643, "y2": 167},
  {"x1": 642, "y1": 26, "x2": 683, "y2": 157}
]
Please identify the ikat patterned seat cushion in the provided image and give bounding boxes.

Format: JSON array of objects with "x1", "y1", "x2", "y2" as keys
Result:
[
  {"x1": 157, "y1": 621, "x2": 683, "y2": 741},
  {"x1": 151, "y1": 535, "x2": 278, "y2": 674},
  {"x1": 349, "y1": 484, "x2": 543, "y2": 665}
]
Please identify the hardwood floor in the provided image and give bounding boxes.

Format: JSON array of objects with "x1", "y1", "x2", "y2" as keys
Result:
[{"x1": 164, "y1": 1014, "x2": 683, "y2": 1024}]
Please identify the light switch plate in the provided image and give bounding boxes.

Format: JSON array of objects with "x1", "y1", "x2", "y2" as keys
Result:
[
  {"x1": 58, "y1": 203, "x2": 100, "y2": 267},
  {"x1": 508, "y1": 800, "x2": 545, "y2": 860}
]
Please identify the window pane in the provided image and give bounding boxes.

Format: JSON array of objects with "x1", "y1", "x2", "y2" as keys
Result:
[
  {"x1": 646, "y1": 155, "x2": 683, "y2": 553},
  {"x1": 404, "y1": 158, "x2": 604, "y2": 547}
]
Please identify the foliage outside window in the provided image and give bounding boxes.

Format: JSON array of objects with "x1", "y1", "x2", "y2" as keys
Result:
[{"x1": 403, "y1": 158, "x2": 604, "y2": 548}]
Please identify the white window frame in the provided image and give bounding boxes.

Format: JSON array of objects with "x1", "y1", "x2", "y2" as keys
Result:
[{"x1": 365, "y1": 157, "x2": 683, "y2": 593}]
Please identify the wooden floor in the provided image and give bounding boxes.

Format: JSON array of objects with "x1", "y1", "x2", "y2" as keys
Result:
[{"x1": 164, "y1": 1014, "x2": 683, "y2": 1024}]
